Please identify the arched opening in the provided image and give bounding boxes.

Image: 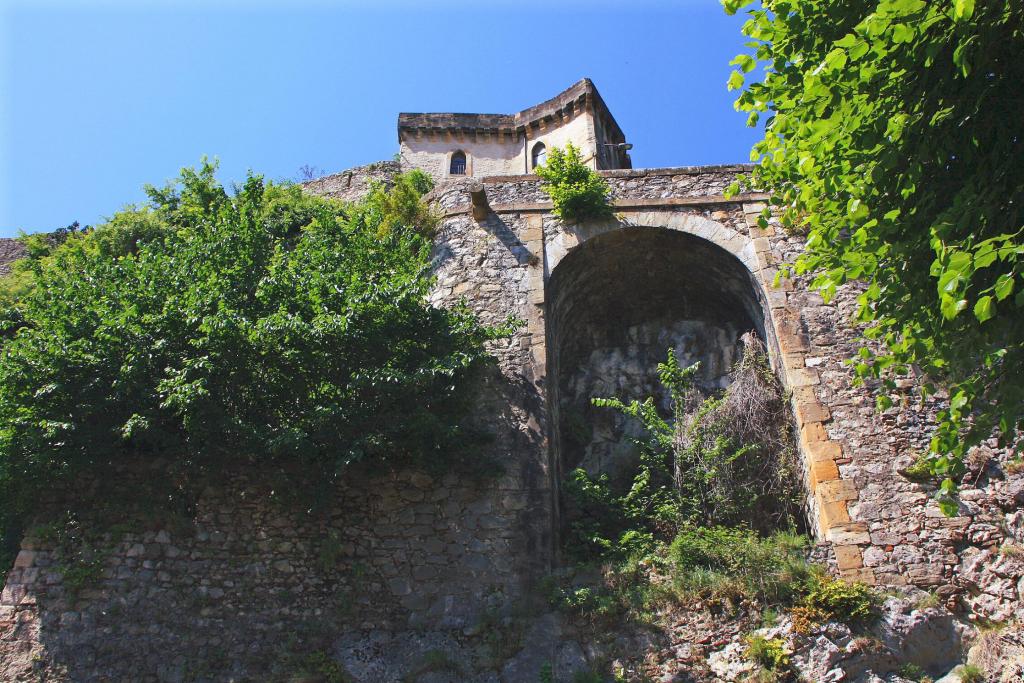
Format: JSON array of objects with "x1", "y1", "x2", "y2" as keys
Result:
[
  {"x1": 545, "y1": 226, "x2": 777, "y2": 516},
  {"x1": 531, "y1": 142, "x2": 547, "y2": 169},
  {"x1": 449, "y1": 151, "x2": 467, "y2": 176}
]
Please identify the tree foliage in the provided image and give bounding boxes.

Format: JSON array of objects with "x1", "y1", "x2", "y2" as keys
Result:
[
  {"x1": 725, "y1": 0, "x2": 1024, "y2": 503},
  {"x1": 535, "y1": 142, "x2": 615, "y2": 223},
  {"x1": 0, "y1": 161, "x2": 499, "y2": 568}
]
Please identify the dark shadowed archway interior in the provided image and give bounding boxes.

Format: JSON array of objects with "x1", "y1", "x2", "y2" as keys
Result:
[{"x1": 546, "y1": 226, "x2": 771, "y2": 487}]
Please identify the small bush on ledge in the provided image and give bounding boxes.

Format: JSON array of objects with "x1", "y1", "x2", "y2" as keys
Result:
[
  {"x1": 535, "y1": 142, "x2": 615, "y2": 223},
  {"x1": 744, "y1": 633, "x2": 791, "y2": 674}
]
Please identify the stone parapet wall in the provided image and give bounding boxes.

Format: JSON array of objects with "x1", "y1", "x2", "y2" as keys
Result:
[{"x1": 300, "y1": 160, "x2": 400, "y2": 204}]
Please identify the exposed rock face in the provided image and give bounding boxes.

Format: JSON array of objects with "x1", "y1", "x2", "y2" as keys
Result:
[
  {"x1": 968, "y1": 621, "x2": 1024, "y2": 683},
  {"x1": 0, "y1": 237, "x2": 26, "y2": 275},
  {"x1": 958, "y1": 545, "x2": 1024, "y2": 622},
  {"x1": 705, "y1": 596, "x2": 966, "y2": 683}
]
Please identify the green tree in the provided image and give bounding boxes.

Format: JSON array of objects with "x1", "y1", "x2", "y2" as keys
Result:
[
  {"x1": 0, "y1": 160, "x2": 500, "y2": 569},
  {"x1": 724, "y1": 0, "x2": 1024, "y2": 505}
]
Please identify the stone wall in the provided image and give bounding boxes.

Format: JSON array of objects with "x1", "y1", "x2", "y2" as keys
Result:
[
  {"x1": 429, "y1": 167, "x2": 1024, "y2": 620},
  {"x1": 0, "y1": 183, "x2": 554, "y2": 679},
  {"x1": 300, "y1": 160, "x2": 400, "y2": 204},
  {"x1": 5, "y1": 164, "x2": 1024, "y2": 680},
  {"x1": 2, "y1": 463, "x2": 544, "y2": 680},
  {"x1": 800, "y1": 278, "x2": 1024, "y2": 617}
]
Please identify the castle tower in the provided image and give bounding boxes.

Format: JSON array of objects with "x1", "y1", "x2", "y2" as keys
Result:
[{"x1": 397, "y1": 78, "x2": 631, "y2": 182}]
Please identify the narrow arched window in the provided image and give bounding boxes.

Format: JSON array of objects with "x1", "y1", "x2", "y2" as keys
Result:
[
  {"x1": 450, "y1": 151, "x2": 467, "y2": 175},
  {"x1": 531, "y1": 142, "x2": 547, "y2": 169}
]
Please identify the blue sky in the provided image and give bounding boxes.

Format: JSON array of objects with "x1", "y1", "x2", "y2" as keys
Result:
[{"x1": 0, "y1": 0, "x2": 760, "y2": 237}]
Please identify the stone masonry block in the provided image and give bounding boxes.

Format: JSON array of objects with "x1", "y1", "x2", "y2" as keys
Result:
[
  {"x1": 791, "y1": 385, "x2": 818, "y2": 404},
  {"x1": 776, "y1": 328, "x2": 809, "y2": 354},
  {"x1": 651, "y1": 211, "x2": 677, "y2": 228},
  {"x1": 783, "y1": 352, "x2": 807, "y2": 369},
  {"x1": 766, "y1": 289, "x2": 788, "y2": 310},
  {"x1": 818, "y1": 499, "x2": 851, "y2": 532},
  {"x1": 804, "y1": 439, "x2": 843, "y2": 463},
  {"x1": 749, "y1": 225, "x2": 776, "y2": 238},
  {"x1": 794, "y1": 399, "x2": 831, "y2": 427},
  {"x1": 788, "y1": 368, "x2": 820, "y2": 388},
  {"x1": 723, "y1": 236, "x2": 748, "y2": 257},
  {"x1": 809, "y1": 458, "x2": 840, "y2": 485},
  {"x1": 835, "y1": 544, "x2": 864, "y2": 571},
  {"x1": 525, "y1": 308, "x2": 544, "y2": 335},
  {"x1": 756, "y1": 267, "x2": 777, "y2": 287},
  {"x1": 521, "y1": 218, "x2": 543, "y2": 243},
  {"x1": 818, "y1": 479, "x2": 858, "y2": 503},
  {"x1": 755, "y1": 249, "x2": 775, "y2": 271},
  {"x1": 528, "y1": 268, "x2": 544, "y2": 292},
  {"x1": 839, "y1": 567, "x2": 876, "y2": 584},
  {"x1": 800, "y1": 421, "x2": 828, "y2": 448},
  {"x1": 525, "y1": 240, "x2": 543, "y2": 261},
  {"x1": 827, "y1": 523, "x2": 871, "y2": 546}
]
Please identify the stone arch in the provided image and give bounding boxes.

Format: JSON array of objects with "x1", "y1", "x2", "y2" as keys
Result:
[
  {"x1": 544, "y1": 211, "x2": 759, "y2": 281},
  {"x1": 543, "y1": 221, "x2": 785, "y2": 534}
]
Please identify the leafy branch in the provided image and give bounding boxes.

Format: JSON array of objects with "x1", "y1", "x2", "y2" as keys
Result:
[{"x1": 725, "y1": 0, "x2": 1024, "y2": 508}]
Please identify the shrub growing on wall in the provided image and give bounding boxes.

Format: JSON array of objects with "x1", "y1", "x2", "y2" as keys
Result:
[
  {"x1": 0, "y1": 161, "x2": 499, "y2": 569},
  {"x1": 567, "y1": 336, "x2": 801, "y2": 559},
  {"x1": 535, "y1": 142, "x2": 615, "y2": 223}
]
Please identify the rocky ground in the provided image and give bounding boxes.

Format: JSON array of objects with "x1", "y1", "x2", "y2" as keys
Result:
[
  {"x1": 531, "y1": 591, "x2": 1014, "y2": 683},
  {"x1": 308, "y1": 590, "x2": 1020, "y2": 682}
]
